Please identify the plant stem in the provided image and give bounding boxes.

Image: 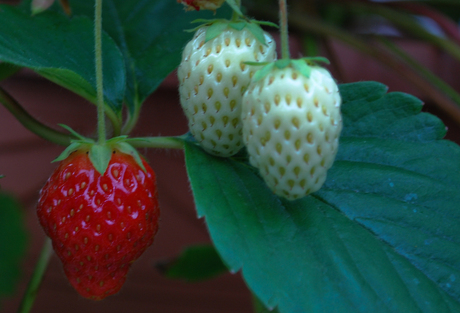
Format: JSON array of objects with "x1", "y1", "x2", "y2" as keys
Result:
[
  {"x1": 230, "y1": 0, "x2": 241, "y2": 21},
  {"x1": 126, "y1": 136, "x2": 185, "y2": 150},
  {"x1": 279, "y1": 0, "x2": 290, "y2": 59},
  {"x1": 17, "y1": 238, "x2": 53, "y2": 313},
  {"x1": 0, "y1": 86, "x2": 73, "y2": 146},
  {"x1": 94, "y1": 0, "x2": 106, "y2": 145}
]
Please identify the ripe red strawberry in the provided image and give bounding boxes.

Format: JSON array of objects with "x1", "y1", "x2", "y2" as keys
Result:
[
  {"x1": 177, "y1": 0, "x2": 225, "y2": 11},
  {"x1": 37, "y1": 148, "x2": 159, "y2": 300}
]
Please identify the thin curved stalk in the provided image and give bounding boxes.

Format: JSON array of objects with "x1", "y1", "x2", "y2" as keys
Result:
[
  {"x1": 0, "y1": 86, "x2": 73, "y2": 146},
  {"x1": 351, "y1": 2, "x2": 460, "y2": 63},
  {"x1": 392, "y1": 2, "x2": 460, "y2": 46},
  {"x1": 16, "y1": 238, "x2": 53, "y2": 313}
]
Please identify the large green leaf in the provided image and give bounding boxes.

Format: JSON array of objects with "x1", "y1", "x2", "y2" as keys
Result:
[
  {"x1": 0, "y1": 193, "x2": 27, "y2": 305},
  {"x1": 65, "y1": 0, "x2": 231, "y2": 114},
  {"x1": 0, "y1": 4, "x2": 125, "y2": 116},
  {"x1": 184, "y1": 81, "x2": 460, "y2": 313},
  {"x1": 157, "y1": 244, "x2": 228, "y2": 282}
]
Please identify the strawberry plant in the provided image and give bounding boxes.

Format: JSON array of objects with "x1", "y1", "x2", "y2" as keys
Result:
[{"x1": 1, "y1": 0, "x2": 460, "y2": 312}]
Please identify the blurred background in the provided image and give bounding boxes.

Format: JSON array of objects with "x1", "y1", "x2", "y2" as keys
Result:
[{"x1": 1, "y1": 0, "x2": 460, "y2": 312}]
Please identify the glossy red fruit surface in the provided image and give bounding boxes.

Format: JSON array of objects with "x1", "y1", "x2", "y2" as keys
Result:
[{"x1": 37, "y1": 149, "x2": 160, "y2": 300}]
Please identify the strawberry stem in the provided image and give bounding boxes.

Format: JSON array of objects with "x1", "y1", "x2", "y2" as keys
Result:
[
  {"x1": 94, "y1": 0, "x2": 106, "y2": 145},
  {"x1": 279, "y1": 0, "x2": 290, "y2": 59},
  {"x1": 230, "y1": 0, "x2": 241, "y2": 21},
  {"x1": 0, "y1": 86, "x2": 74, "y2": 146},
  {"x1": 16, "y1": 238, "x2": 52, "y2": 313}
]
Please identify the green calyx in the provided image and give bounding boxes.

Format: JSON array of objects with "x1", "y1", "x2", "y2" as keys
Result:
[
  {"x1": 187, "y1": 18, "x2": 278, "y2": 45},
  {"x1": 248, "y1": 56, "x2": 330, "y2": 82},
  {"x1": 52, "y1": 124, "x2": 146, "y2": 175}
]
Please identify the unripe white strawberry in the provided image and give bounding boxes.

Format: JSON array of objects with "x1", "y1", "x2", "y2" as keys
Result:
[
  {"x1": 178, "y1": 25, "x2": 276, "y2": 157},
  {"x1": 242, "y1": 63, "x2": 342, "y2": 200}
]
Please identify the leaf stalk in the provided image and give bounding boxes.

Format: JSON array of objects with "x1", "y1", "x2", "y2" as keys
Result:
[{"x1": 16, "y1": 238, "x2": 53, "y2": 313}]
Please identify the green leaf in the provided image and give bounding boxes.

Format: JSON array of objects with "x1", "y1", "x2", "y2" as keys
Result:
[
  {"x1": 184, "y1": 81, "x2": 460, "y2": 313},
  {"x1": 0, "y1": 193, "x2": 27, "y2": 304},
  {"x1": 157, "y1": 244, "x2": 228, "y2": 282},
  {"x1": 253, "y1": 294, "x2": 281, "y2": 313},
  {"x1": 66, "y1": 0, "x2": 231, "y2": 114},
  {"x1": 0, "y1": 62, "x2": 21, "y2": 81},
  {"x1": 0, "y1": 5, "x2": 125, "y2": 116}
]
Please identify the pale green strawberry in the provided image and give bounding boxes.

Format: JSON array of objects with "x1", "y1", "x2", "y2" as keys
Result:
[
  {"x1": 241, "y1": 62, "x2": 342, "y2": 200},
  {"x1": 178, "y1": 25, "x2": 276, "y2": 157}
]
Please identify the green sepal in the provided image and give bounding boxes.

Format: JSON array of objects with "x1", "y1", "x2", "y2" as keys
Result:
[
  {"x1": 292, "y1": 57, "x2": 330, "y2": 79},
  {"x1": 252, "y1": 62, "x2": 275, "y2": 82},
  {"x1": 205, "y1": 21, "x2": 229, "y2": 42},
  {"x1": 244, "y1": 61, "x2": 272, "y2": 66},
  {"x1": 303, "y1": 56, "x2": 330, "y2": 65},
  {"x1": 0, "y1": 175, "x2": 4, "y2": 179},
  {"x1": 228, "y1": 21, "x2": 246, "y2": 31},
  {"x1": 251, "y1": 20, "x2": 279, "y2": 28},
  {"x1": 274, "y1": 59, "x2": 291, "y2": 69},
  {"x1": 185, "y1": 19, "x2": 223, "y2": 33},
  {"x1": 225, "y1": 0, "x2": 243, "y2": 17},
  {"x1": 251, "y1": 56, "x2": 332, "y2": 82},
  {"x1": 291, "y1": 59, "x2": 312, "y2": 78},
  {"x1": 190, "y1": 19, "x2": 218, "y2": 24},
  {"x1": 115, "y1": 141, "x2": 147, "y2": 173},
  {"x1": 58, "y1": 124, "x2": 89, "y2": 141},
  {"x1": 52, "y1": 142, "x2": 88, "y2": 163},
  {"x1": 189, "y1": 18, "x2": 275, "y2": 45},
  {"x1": 245, "y1": 21, "x2": 268, "y2": 46},
  {"x1": 89, "y1": 144, "x2": 113, "y2": 176},
  {"x1": 50, "y1": 127, "x2": 146, "y2": 175}
]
